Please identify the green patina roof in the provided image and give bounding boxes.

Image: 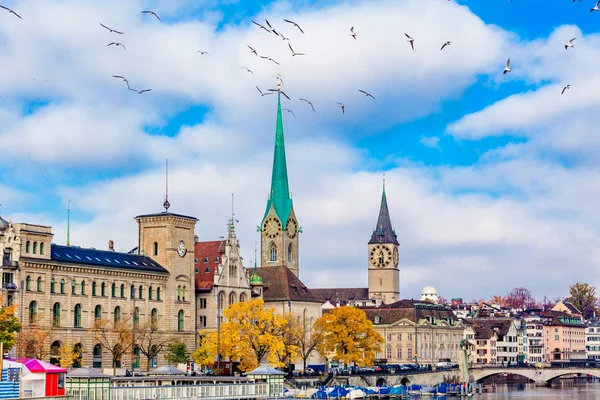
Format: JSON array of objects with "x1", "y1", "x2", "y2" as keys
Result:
[
  {"x1": 250, "y1": 248, "x2": 263, "y2": 286},
  {"x1": 262, "y1": 92, "x2": 293, "y2": 227}
]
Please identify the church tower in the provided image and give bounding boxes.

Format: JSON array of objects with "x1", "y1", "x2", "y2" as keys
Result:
[
  {"x1": 368, "y1": 180, "x2": 400, "y2": 304},
  {"x1": 260, "y1": 90, "x2": 301, "y2": 277}
]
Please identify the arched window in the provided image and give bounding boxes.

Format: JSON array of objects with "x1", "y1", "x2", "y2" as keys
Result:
[
  {"x1": 151, "y1": 308, "x2": 158, "y2": 325},
  {"x1": 72, "y1": 280, "x2": 76, "y2": 295},
  {"x1": 37, "y1": 277, "x2": 42, "y2": 292},
  {"x1": 182, "y1": 286, "x2": 186, "y2": 302},
  {"x1": 28, "y1": 301, "x2": 37, "y2": 323},
  {"x1": 157, "y1": 287, "x2": 161, "y2": 301},
  {"x1": 52, "y1": 302, "x2": 61, "y2": 327},
  {"x1": 25, "y1": 241, "x2": 30, "y2": 254},
  {"x1": 138, "y1": 285, "x2": 143, "y2": 299},
  {"x1": 134, "y1": 307, "x2": 140, "y2": 328},
  {"x1": 240, "y1": 293, "x2": 247, "y2": 303},
  {"x1": 178, "y1": 310, "x2": 184, "y2": 332},
  {"x1": 81, "y1": 281, "x2": 86, "y2": 295},
  {"x1": 229, "y1": 264, "x2": 237, "y2": 277},
  {"x1": 150, "y1": 345, "x2": 158, "y2": 368},
  {"x1": 111, "y1": 283, "x2": 116, "y2": 297},
  {"x1": 177, "y1": 286, "x2": 181, "y2": 302},
  {"x1": 113, "y1": 344, "x2": 122, "y2": 368},
  {"x1": 288, "y1": 243, "x2": 293, "y2": 261},
  {"x1": 114, "y1": 306, "x2": 121, "y2": 323},
  {"x1": 153, "y1": 242, "x2": 158, "y2": 256},
  {"x1": 269, "y1": 242, "x2": 277, "y2": 261},
  {"x1": 120, "y1": 284, "x2": 125, "y2": 298},
  {"x1": 218, "y1": 291, "x2": 225, "y2": 310},
  {"x1": 101, "y1": 282, "x2": 106, "y2": 297},
  {"x1": 33, "y1": 242, "x2": 38, "y2": 254},
  {"x1": 130, "y1": 285, "x2": 135, "y2": 299},
  {"x1": 50, "y1": 341, "x2": 62, "y2": 366},
  {"x1": 60, "y1": 279, "x2": 65, "y2": 294},
  {"x1": 94, "y1": 305, "x2": 102, "y2": 320},
  {"x1": 74, "y1": 304, "x2": 82, "y2": 328},
  {"x1": 40, "y1": 242, "x2": 45, "y2": 255},
  {"x1": 133, "y1": 346, "x2": 140, "y2": 368},
  {"x1": 229, "y1": 292, "x2": 236, "y2": 306},
  {"x1": 92, "y1": 281, "x2": 97, "y2": 296},
  {"x1": 25, "y1": 276, "x2": 31, "y2": 291},
  {"x1": 50, "y1": 278, "x2": 55, "y2": 294},
  {"x1": 73, "y1": 343, "x2": 83, "y2": 368},
  {"x1": 93, "y1": 344, "x2": 102, "y2": 368},
  {"x1": 148, "y1": 286, "x2": 153, "y2": 300}
]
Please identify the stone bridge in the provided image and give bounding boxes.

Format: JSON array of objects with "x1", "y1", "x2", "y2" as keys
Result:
[{"x1": 330, "y1": 367, "x2": 600, "y2": 387}]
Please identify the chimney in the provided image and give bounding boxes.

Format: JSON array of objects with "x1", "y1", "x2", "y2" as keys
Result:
[{"x1": 108, "y1": 240, "x2": 115, "y2": 251}]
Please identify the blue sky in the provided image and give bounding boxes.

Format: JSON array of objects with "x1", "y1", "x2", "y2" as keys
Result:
[{"x1": 2, "y1": 0, "x2": 600, "y2": 301}]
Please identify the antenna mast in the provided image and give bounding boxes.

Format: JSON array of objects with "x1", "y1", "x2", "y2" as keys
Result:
[{"x1": 163, "y1": 159, "x2": 170, "y2": 211}]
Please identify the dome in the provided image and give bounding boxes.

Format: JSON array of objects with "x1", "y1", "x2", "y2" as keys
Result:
[
  {"x1": 0, "y1": 215, "x2": 8, "y2": 232},
  {"x1": 421, "y1": 286, "x2": 437, "y2": 296}
]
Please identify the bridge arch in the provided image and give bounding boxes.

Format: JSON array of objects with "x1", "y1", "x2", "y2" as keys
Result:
[
  {"x1": 543, "y1": 370, "x2": 600, "y2": 384},
  {"x1": 475, "y1": 370, "x2": 534, "y2": 383}
]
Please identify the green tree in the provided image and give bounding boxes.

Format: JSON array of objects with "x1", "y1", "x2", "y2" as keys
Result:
[
  {"x1": 165, "y1": 342, "x2": 189, "y2": 365},
  {"x1": 0, "y1": 303, "x2": 22, "y2": 352},
  {"x1": 568, "y1": 282, "x2": 597, "y2": 319}
]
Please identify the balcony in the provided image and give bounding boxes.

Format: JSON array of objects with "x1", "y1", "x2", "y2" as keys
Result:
[
  {"x1": 1, "y1": 282, "x2": 17, "y2": 291},
  {"x1": 1, "y1": 260, "x2": 18, "y2": 269}
]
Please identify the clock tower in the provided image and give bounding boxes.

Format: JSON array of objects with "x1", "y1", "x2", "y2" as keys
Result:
[
  {"x1": 260, "y1": 91, "x2": 301, "y2": 277},
  {"x1": 368, "y1": 180, "x2": 400, "y2": 304}
]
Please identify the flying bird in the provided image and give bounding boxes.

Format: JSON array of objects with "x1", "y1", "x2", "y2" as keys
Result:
[
  {"x1": 265, "y1": 19, "x2": 273, "y2": 29},
  {"x1": 299, "y1": 98, "x2": 315, "y2": 112},
  {"x1": 252, "y1": 20, "x2": 271, "y2": 33},
  {"x1": 282, "y1": 108, "x2": 296, "y2": 118},
  {"x1": 260, "y1": 55, "x2": 280, "y2": 65},
  {"x1": 247, "y1": 45, "x2": 258, "y2": 57},
  {"x1": 358, "y1": 89, "x2": 376, "y2": 99},
  {"x1": 503, "y1": 58, "x2": 512, "y2": 74},
  {"x1": 197, "y1": 51, "x2": 210, "y2": 55},
  {"x1": 240, "y1": 67, "x2": 254, "y2": 76},
  {"x1": 405, "y1": 33, "x2": 415, "y2": 51},
  {"x1": 288, "y1": 43, "x2": 305, "y2": 56},
  {"x1": 107, "y1": 42, "x2": 126, "y2": 50},
  {"x1": 279, "y1": 33, "x2": 290, "y2": 41},
  {"x1": 592, "y1": 1, "x2": 600, "y2": 11},
  {"x1": 283, "y1": 19, "x2": 304, "y2": 34},
  {"x1": 440, "y1": 41, "x2": 451, "y2": 50},
  {"x1": 130, "y1": 88, "x2": 151, "y2": 94},
  {"x1": 0, "y1": 5, "x2": 22, "y2": 19},
  {"x1": 112, "y1": 75, "x2": 131, "y2": 90},
  {"x1": 565, "y1": 38, "x2": 576, "y2": 50},
  {"x1": 336, "y1": 102, "x2": 345, "y2": 115},
  {"x1": 561, "y1": 84, "x2": 571, "y2": 95},
  {"x1": 100, "y1": 23, "x2": 124, "y2": 34},
  {"x1": 349, "y1": 27, "x2": 356, "y2": 40},
  {"x1": 256, "y1": 86, "x2": 272, "y2": 96},
  {"x1": 141, "y1": 10, "x2": 161, "y2": 21}
]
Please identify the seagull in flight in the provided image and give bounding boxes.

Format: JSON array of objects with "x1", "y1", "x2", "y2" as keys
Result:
[
  {"x1": 561, "y1": 84, "x2": 571, "y2": 95},
  {"x1": 240, "y1": 67, "x2": 254, "y2": 76},
  {"x1": 503, "y1": 58, "x2": 512, "y2": 74},
  {"x1": 107, "y1": 42, "x2": 126, "y2": 50},
  {"x1": 299, "y1": 98, "x2": 315, "y2": 112},
  {"x1": 141, "y1": 10, "x2": 161, "y2": 21},
  {"x1": 282, "y1": 108, "x2": 296, "y2": 118},
  {"x1": 252, "y1": 20, "x2": 271, "y2": 33},
  {"x1": 269, "y1": 89, "x2": 291, "y2": 100},
  {"x1": 592, "y1": 1, "x2": 600, "y2": 11},
  {"x1": 349, "y1": 27, "x2": 357, "y2": 40},
  {"x1": 247, "y1": 45, "x2": 258, "y2": 57},
  {"x1": 0, "y1": 5, "x2": 22, "y2": 19},
  {"x1": 358, "y1": 89, "x2": 376, "y2": 99},
  {"x1": 336, "y1": 102, "x2": 345, "y2": 115},
  {"x1": 440, "y1": 41, "x2": 451, "y2": 50},
  {"x1": 130, "y1": 88, "x2": 152, "y2": 94},
  {"x1": 112, "y1": 75, "x2": 131, "y2": 90},
  {"x1": 405, "y1": 33, "x2": 415, "y2": 51},
  {"x1": 565, "y1": 38, "x2": 576, "y2": 49},
  {"x1": 260, "y1": 55, "x2": 280, "y2": 65},
  {"x1": 197, "y1": 51, "x2": 210, "y2": 55},
  {"x1": 100, "y1": 23, "x2": 124, "y2": 34},
  {"x1": 256, "y1": 86, "x2": 272, "y2": 96},
  {"x1": 288, "y1": 43, "x2": 305, "y2": 56},
  {"x1": 283, "y1": 19, "x2": 304, "y2": 34}
]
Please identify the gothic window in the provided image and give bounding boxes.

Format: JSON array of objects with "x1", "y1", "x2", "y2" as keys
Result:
[
  {"x1": 288, "y1": 243, "x2": 292, "y2": 261},
  {"x1": 52, "y1": 302, "x2": 61, "y2": 327},
  {"x1": 157, "y1": 287, "x2": 161, "y2": 301},
  {"x1": 36, "y1": 277, "x2": 42, "y2": 292},
  {"x1": 25, "y1": 241, "x2": 30, "y2": 254},
  {"x1": 240, "y1": 293, "x2": 246, "y2": 303},
  {"x1": 60, "y1": 279, "x2": 65, "y2": 294},
  {"x1": 218, "y1": 291, "x2": 225, "y2": 310},
  {"x1": 178, "y1": 310, "x2": 184, "y2": 331},
  {"x1": 28, "y1": 301, "x2": 37, "y2": 323},
  {"x1": 269, "y1": 242, "x2": 277, "y2": 261},
  {"x1": 153, "y1": 242, "x2": 158, "y2": 256},
  {"x1": 94, "y1": 305, "x2": 102, "y2": 320},
  {"x1": 229, "y1": 264, "x2": 237, "y2": 277},
  {"x1": 151, "y1": 308, "x2": 158, "y2": 325},
  {"x1": 33, "y1": 242, "x2": 38, "y2": 254},
  {"x1": 50, "y1": 278, "x2": 55, "y2": 294},
  {"x1": 229, "y1": 292, "x2": 236, "y2": 306},
  {"x1": 101, "y1": 282, "x2": 106, "y2": 297},
  {"x1": 93, "y1": 344, "x2": 102, "y2": 368},
  {"x1": 92, "y1": 281, "x2": 97, "y2": 296},
  {"x1": 25, "y1": 276, "x2": 31, "y2": 291},
  {"x1": 74, "y1": 304, "x2": 82, "y2": 328},
  {"x1": 40, "y1": 242, "x2": 44, "y2": 255},
  {"x1": 148, "y1": 286, "x2": 153, "y2": 300},
  {"x1": 114, "y1": 306, "x2": 121, "y2": 323}
]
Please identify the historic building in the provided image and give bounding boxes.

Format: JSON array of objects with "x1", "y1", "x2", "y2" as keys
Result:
[
  {"x1": 470, "y1": 318, "x2": 519, "y2": 365},
  {"x1": 541, "y1": 310, "x2": 585, "y2": 361},
  {"x1": 0, "y1": 209, "x2": 197, "y2": 371}
]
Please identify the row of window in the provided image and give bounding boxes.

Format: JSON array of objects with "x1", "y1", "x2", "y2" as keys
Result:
[
  {"x1": 24, "y1": 240, "x2": 45, "y2": 255},
  {"x1": 216, "y1": 291, "x2": 248, "y2": 310},
  {"x1": 25, "y1": 276, "x2": 162, "y2": 300},
  {"x1": 268, "y1": 242, "x2": 294, "y2": 262},
  {"x1": 28, "y1": 301, "x2": 185, "y2": 331}
]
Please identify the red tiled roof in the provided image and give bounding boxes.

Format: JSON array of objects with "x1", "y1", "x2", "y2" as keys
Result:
[
  {"x1": 194, "y1": 240, "x2": 224, "y2": 292},
  {"x1": 257, "y1": 266, "x2": 322, "y2": 303}
]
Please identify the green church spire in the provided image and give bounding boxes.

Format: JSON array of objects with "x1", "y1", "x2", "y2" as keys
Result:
[{"x1": 263, "y1": 91, "x2": 293, "y2": 227}]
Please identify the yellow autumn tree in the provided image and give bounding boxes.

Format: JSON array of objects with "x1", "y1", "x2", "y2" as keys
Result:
[
  {"x1": 194, "y1": 299, "x2": 290, "y2": 372},
  {"x1": 314, "y1": 306, "x2": 383, "y2": 368},
  {"x1": 58, "y1": 343, "x2": 81, "y2": 368}
]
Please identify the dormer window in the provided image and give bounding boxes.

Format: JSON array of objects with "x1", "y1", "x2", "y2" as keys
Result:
[
  {"x1": 214, "y1": 257, "x2": 219, "y2": 263},
  {"x1": 203, "y1": 257, "x2": 208, "y2": 263},
  {"x1": 374, "y1": 315, "x2": 382, "y2": 324}
]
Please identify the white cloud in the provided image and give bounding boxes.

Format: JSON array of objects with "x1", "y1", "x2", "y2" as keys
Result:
[{"x1": 419, "y1": 136, "x2": 440, "y2": 149}]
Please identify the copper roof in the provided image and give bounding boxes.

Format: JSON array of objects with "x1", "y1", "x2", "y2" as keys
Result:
[
  {"x1": 194, "y1": 240, "x2": 224, "y2": 292},
  {"x1": 257, "y1": 266, "x2": 322, "y2": 303}
]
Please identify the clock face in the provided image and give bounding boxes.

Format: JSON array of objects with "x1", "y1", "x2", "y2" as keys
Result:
[
  {"x1": 177, "y1": 240, "x2": 187, "y2": 257},
  {"x1": 263, "y1": 217, "x2": 282, "y2": 239},
  {"x1": 287, "y1": 218, "x2": 298, "y2": 239},
  {"x1": 370, "y1": 245, "x2": 392, "y2": 268},
  {"x1": 393, "y1": 247, "x2": 399, "y2": 266}
]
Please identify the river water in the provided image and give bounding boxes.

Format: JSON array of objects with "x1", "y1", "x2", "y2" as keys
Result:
[{"x1": 474, "y1": 382, "x2": 600, "y2": 399}]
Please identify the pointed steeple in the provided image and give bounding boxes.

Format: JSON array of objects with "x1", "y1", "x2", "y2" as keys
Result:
[
  {"x1": 369, "y1": 177, "x2": 399, "y2": 245},
  {"x1": 250, "y1": 246, "x2": 263, "y2": 286},
  {"x1": 263, "y1": 91, "x2": 293, "y2": 227}
]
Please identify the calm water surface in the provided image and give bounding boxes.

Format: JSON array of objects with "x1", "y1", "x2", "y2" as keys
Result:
[{"x1": 464, "y1": 383, "x2": 600, "y2": 399}]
